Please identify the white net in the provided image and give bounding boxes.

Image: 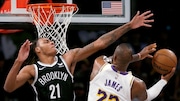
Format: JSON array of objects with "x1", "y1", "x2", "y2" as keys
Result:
[{"x1": 27, "y1": 3, "x2": 78, "y2": 55}]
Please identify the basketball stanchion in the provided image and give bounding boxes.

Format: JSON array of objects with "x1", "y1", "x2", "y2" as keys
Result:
[{"x1": 26, "y1": 3, "x2": 78, "y2": 55}]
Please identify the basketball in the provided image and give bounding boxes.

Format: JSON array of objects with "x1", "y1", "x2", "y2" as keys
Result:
[{"x1": 152, "y1": 49, "x2": 177, "y2": 75}]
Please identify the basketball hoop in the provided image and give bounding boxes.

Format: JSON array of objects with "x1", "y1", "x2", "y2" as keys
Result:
[{"x1": 26, "y1": 3, "x2": 78, "y2": 55}]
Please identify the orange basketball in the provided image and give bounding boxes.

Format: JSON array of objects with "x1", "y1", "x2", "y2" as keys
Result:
[{"x1": 152, "y1": 49, "x2": 177, "y2": 75}]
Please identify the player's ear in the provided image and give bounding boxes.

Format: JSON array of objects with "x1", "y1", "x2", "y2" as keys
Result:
[{"x1": 35, "y1": 47, "x2": 40, "y2": 53}]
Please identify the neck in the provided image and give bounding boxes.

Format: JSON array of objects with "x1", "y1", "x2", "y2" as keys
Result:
[
  {"x1": 38, "y1": 55, "x2": 56, "y2": 64},
  {"x1": 112, "y1": 64, "x2": 127, "y2": 72}
]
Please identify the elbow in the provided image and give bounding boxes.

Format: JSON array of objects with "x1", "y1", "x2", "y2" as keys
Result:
[{"x1": 3, "y1": 85, "x2": 14, "y2": 93}]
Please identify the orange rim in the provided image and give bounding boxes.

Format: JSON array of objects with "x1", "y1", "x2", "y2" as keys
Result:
[{"x1": 26, "y1": 3, "x2": 78, "y2": 12}]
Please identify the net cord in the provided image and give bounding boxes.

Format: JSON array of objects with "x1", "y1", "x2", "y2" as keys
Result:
[{"x1": 27, "y1": 4, "x2": 78, "y2": 55}]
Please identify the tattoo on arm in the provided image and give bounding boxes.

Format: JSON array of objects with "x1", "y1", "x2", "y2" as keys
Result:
[{"x1": 99, "y1": 31, "x2": 117, "y2": 46}]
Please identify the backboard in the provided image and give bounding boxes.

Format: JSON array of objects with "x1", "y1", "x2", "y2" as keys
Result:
[{"x1": 0, "y1": 0, "x2": 130, "y2": 25}]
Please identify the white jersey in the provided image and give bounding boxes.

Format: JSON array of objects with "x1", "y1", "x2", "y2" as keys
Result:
[{"x1": 87, "y1": 63, "x2": 135, "y2": 101}]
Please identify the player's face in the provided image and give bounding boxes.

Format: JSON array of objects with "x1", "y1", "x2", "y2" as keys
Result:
[{"x1": 36, "y1": 38, "x2": 57, "y2": 55}]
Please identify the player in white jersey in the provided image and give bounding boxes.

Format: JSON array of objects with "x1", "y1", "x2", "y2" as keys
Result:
[
  {"x1": 88, "y1": 63, "x2": 134, "y2": 101},
  {"x1": 88, "y1": 43, "x2": 175, "y2": 101}
]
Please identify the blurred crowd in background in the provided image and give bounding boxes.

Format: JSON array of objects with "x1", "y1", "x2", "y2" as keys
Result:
[
  {"x1": 0, "y1": 0, "x2": 180, "y2": 101},
  {"x1": 0, "y1": 26, "x2": 180, "y2": 101}
]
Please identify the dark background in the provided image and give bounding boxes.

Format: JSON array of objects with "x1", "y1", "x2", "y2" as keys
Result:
[{"x1": 0, "y1": 0, "x2": 180, "y2": 101}]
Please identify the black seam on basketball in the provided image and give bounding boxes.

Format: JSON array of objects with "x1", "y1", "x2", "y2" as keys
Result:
[
  {"x1": 152, "y1": 61, "x2": 170, "y2": 74},
  {"x1": 153, "y1": 61, "x2": 172, "y2": 70},
  {"x1": 153, "y1": 60, "x2": 174, "y2": 69}
]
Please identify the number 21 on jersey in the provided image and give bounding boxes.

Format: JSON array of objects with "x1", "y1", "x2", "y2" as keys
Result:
[{"x1": 49, "y1": 83, "x2": 61, "y2": 99}]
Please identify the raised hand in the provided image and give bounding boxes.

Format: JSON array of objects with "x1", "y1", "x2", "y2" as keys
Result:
[
  {"x1": 17, "y1": 39, "x2": 32, "y2": 62},
  {"x1": 139, "y1": 43, "x2": 157, "y2": 60},
  {"x1": 130, "y1": 10, "x2": 154, "y2": 29}
]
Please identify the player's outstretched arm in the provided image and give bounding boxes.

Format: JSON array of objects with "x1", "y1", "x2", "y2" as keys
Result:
[{"x1": 72, "y1": 10, "x2": 154, "y2": 62}]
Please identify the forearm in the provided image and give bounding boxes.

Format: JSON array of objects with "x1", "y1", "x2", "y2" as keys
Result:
[
  {"x1": 145, "y1": 79, "x2": 167, "y2": 101},
  {"x1": 4, "y1": 59, "x2": 23, "y2": 92},
  {"x1": 98, "y1": 22, "x2": 132, "y2": 49}
]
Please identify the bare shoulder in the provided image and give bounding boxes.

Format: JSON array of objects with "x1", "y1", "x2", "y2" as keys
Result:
[
  {"x1": 20, "y1": 64, "x2": 35, "y2": 77},
  {"x1": 62, "y1": 49, "x2": 77, "y2": 65},
  {"x1": 94, "y1": 55, "x2": 106, "y2": 66},
  {"x1": 131, "y1": 77, "x2": 147, "y2": 100},
  {"x1": 63, "y1": 49, "x2": 79, "y2": 59},
  {"x1": 133, "y1": 77, "x2": 146, "y2": 88},
  {"x1": 22, "y1": 64, "x2": 35, "y2": 70},
  {"x1": 15, "y1": 64, "x2": 36, "y2": 84},
  {"x1": 134, "y1": 77, "x2": 144, "y2": 83},
  {"x1": 90, "y1": 55, "x2": 106, "y2": 80}
]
